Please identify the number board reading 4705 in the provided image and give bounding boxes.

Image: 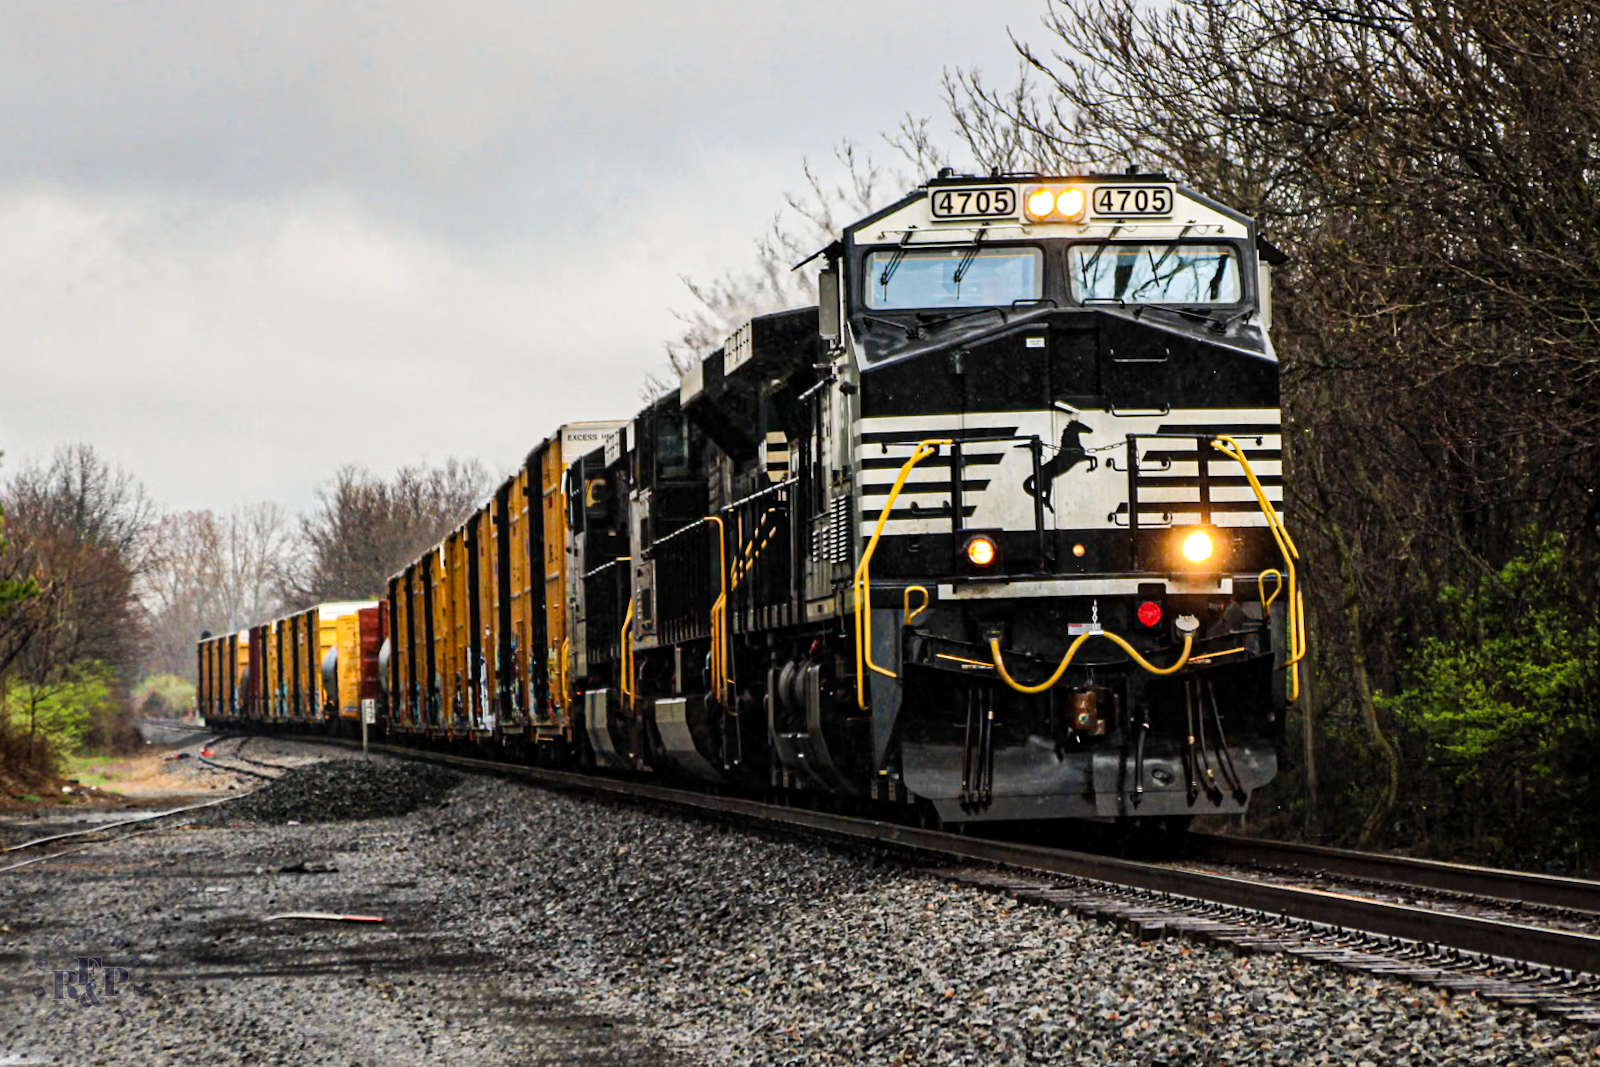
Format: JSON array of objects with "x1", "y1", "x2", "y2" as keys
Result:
[
  {"x1": 929, "y1": 186, "x2": 1017, "y2": 219},
  {"x1": 1091, "y1": 185, "x2": 1174, "y2": 217}
]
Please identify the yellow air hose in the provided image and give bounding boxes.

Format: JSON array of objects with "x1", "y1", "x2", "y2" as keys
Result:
[{"x1": 989, "y1": 632, "x2": 1195, "y2": 696}]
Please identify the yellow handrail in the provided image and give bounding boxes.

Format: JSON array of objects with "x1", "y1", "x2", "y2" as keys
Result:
[
  {"x1": 732, "y1": 508, "x2": 781, "y2": 590},
  {"x1": 1295, "y1": 588, "x2": 1306, "y2": 670},
  {"x1": 1214, "y1": 435, "x2": 1299, "y2": 556},
  {"x1": 620, "y1": 596, "x2": 635, "y2": 707},
  {"x1": 558, "y1": 637, "x2": 570, "y2": 712},
  {"x1": 703, "y1": 516, "x2": 729, "y2": 703},
  {"x1": 904, "y1": 585, "x2": 931, "y2": 625},
  {"x1": 1258, "y1": 568, "x2": 1284, "y2": 611},
  {"x1": 989, "y1": 632, "x2": 1194, "y2": 695},
  {"x1": 707, "y1": 597, "x2": 720, "y2": 701},
  {"x1": 853, "y1": 439, "x2": 952, "y2": 710},
  {"x1": 1212, "y1": 434, "x2": 1304, "y2": 700}
]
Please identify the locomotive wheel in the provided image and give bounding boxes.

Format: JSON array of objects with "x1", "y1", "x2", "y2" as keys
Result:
[{"x1": 913, "y1": 800, "x2": 944, "y2": 832}]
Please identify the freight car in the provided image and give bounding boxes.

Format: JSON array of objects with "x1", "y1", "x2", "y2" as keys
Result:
[
  {"x1": 196, "y1": 601, "x2": 387, "y2": 736},
  {"x1": 202, "y1": 171, "x2": 1302, "y2": 832}
]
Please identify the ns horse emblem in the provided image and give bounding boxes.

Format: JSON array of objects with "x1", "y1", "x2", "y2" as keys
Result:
[{"x1": 1022, "y1": 418, "x2": 1097, "y2": 513}]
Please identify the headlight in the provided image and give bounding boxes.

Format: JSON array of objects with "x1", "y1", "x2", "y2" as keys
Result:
[
  {"x1": 1055, "y1": 188, "x2": 1086, "y2": 220},
  {"x1": 1023, "y1": 186, "x2": 1086, "y2": 222},
  {"x1": 964, "y1": 535, "x2": 997, "y2": 568},
  {"x1": 1181, "y1": 530, "x2": 1215, "y2": 563}
]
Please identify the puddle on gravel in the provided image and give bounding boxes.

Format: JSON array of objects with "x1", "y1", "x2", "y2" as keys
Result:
[{"x1": 472, "y1": 989, "x2": 698, "y2": 1067}]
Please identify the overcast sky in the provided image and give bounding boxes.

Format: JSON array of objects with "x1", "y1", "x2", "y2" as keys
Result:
[{"x1": 0, "y1": 0, "x2": 1048, "y2": 515}]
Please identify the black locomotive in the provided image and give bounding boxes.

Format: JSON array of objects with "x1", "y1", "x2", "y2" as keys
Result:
[{"x1": 202, "y1": 171, "x2": 1302, "y2": 832}]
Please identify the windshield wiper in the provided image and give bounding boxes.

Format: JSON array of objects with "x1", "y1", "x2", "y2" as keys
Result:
[
  {"x1": 1209, "y1": 307, "x2": 1255, "y2": 333},
  {"x1": 915, "y1": 306, "x2": 1008, "y2": 330},
  {"x1": 1145, "y1": 223, "x2": 1194, "y2": 279},
  {"x1": 878, "y1": 231, "x2": 914, "y2": 290},
  {"x1": 1075, "y1": 224, "x2": 1124, "y2": 284},
  {"x1": 950, "y1": 227, "x2": 987, "y2": 289},
  {"x1": 1137, "y1": 304, "x2": 1211, "y2": 324},
  {"x1": 1133, "y1": 304, "x2": 1247, "y2": 333},
  {"x1": 861, "y1": 313, "x2": 920, "y2": 338}
]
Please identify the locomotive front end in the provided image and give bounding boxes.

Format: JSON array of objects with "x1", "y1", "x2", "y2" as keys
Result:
[{"x1": 835, "y1": 172, "x2": 1299, "y2": 826}]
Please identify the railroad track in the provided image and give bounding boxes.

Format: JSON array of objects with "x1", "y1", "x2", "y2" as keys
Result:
[
  {"x1": 195, "y1": 736, "x2": 298, "y2": 781},
  {"x1": 2, "y1": 736, "x2": 293, "y2": 872},
  {"x1": 196, "y1": 754, "x2": 281, "y2": 780},
  {"x1": 2, "y1": 735, "x2": 306, "y2": 873},
  {"x1": 0, "y1": 793, "x2": 254, "y2": 873},
  {"x1": 1188, "y1": 832, "x2": 1600, "y2": 915},
  {"x1": 214, "y1": 731, "x2": 1600, "y2": 1024}
]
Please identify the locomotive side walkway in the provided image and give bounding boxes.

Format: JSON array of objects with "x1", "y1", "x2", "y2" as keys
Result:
[{"x1": 3, "y1": 745, "x2": 1598, "y2": 1066}]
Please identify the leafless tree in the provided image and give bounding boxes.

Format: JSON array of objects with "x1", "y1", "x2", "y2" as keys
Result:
[
  {"x1": 279, "y1": 459, "x2": 491, "y2": 606},
  {"x1": 662, "y1": 136, "x2": 951, "y2": 384},
  {"x1": 0, "y1": 444, "x2": 155, "y2": 754},
  {"x1": 140, "y1": 503, "x2": 294, "y2": 676},
  {"x1": 940, "y1": 0, "x2": 1600, "y2": 848},
  {"x1": 0, "y1": 455, "x2": 38, "y2": 621}
]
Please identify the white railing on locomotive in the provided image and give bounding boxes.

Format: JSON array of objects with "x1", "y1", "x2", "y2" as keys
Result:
[
  {"x1": 863, "y1": 433, "x2": 1055, "y2": 570},
  {"x1": 1116, "y1": 431, "x2": 1278, "y2": 566}
]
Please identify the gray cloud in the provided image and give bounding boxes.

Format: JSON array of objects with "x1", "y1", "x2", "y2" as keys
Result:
[{"x1": 1, "y1": 0, "x2": 1045, "y2": 512}]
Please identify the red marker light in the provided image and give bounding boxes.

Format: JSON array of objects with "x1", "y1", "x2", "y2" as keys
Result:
[{"x1": 1136, "y1": 601, "x2": 1163, "y2": 627}]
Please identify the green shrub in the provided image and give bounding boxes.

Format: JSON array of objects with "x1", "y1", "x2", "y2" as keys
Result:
[
  {"x1": 1, "y1": 668, "x2": 119, "y2": 767},
  {"x1": 133, "y1": 673, "x2": 195, "y2": 717},
  {"x1": 0, "y1": 662, "x2": 116, "y2": 756},
  {"x1": 1381, "y1": 534, "x2": 1600, "y2": 870}
]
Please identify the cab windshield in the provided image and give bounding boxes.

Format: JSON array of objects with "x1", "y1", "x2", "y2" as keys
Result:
[
  {"x1": 1069, "y1": 243, "x2": 1241, "y2": 305},
  {"x1": 865, "y1": 246, "x2": 1043, "y2": 310}
]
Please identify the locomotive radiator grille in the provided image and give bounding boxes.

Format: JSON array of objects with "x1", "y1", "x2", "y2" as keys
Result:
[{"x1": 812, "y1": 493, "x2": 853, "y2": 564}]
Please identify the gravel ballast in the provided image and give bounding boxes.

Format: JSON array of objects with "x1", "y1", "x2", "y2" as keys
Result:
[
  {"x1": 222, "y1": 759, "x2": 461, "y2": 824},
  {"x1": 3, "y1": 757, "x2": 1598, "y2": 1065}
]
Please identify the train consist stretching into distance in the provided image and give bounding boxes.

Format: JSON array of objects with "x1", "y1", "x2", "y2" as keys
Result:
[{"x1": 197, "y1": 170, "x2": 1302, "y2": 830}]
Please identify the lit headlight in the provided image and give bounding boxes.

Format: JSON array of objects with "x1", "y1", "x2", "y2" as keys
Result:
[
  {"x1": 964, "y1": 535, "x2": 997, "y2": 567},
  {"x1": 1181, "y1": 530, "x2": 1214, "y2": 563},
  {"x1": 1024, "y1": 186, "x2": 1087, "y2": 222},
  {"x1": 1055, "y1": 188, "x2": 1086, "y2": 220}
]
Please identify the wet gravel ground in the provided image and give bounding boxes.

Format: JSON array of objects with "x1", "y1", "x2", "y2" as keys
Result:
[
  {"x1": 217, "y1": 761, "x2": 461, "y2": 825},
  {"x1": 4, "y1": 758, "x2": 1599, "y2": 1066},
  {"x1": 0, "y1": 736, "x2": 319, "y2": 850}
]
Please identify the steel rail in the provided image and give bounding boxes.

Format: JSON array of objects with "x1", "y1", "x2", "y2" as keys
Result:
[
  {"x1": 1189, "y1": 832, "x2": 1600, "y2": 914},
  {"x1": 283, "y1": 733, "x2": 1600, "y2": 976},
  {"x1": 196, "y1": 754, "x2": 281, "y2": 781},
  {"x1": 0, "y1": 828, "x2": 174, "y2": 875},
  {"x1": 0, "y1": 792, "x2": 258, "y2": 859}
]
